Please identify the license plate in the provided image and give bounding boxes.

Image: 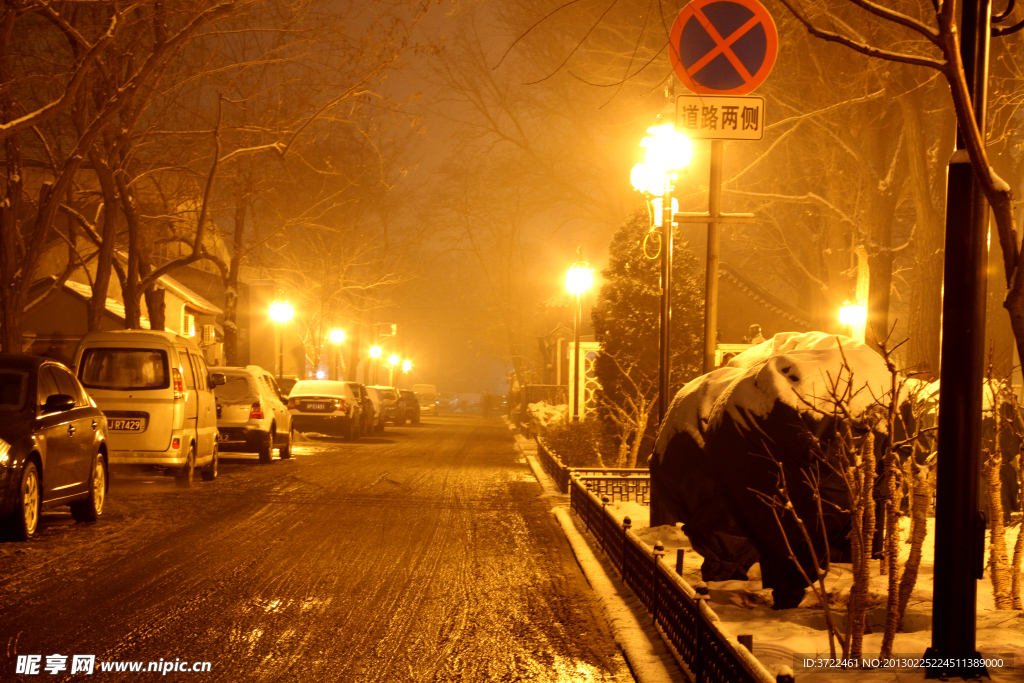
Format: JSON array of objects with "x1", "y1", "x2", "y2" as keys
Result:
[
  {"x1": 306, "y1": 403, "x2": 328, "y2": 411},
  {"x1": 110, "y1": 418, "x2": 143, "y2": 431}
]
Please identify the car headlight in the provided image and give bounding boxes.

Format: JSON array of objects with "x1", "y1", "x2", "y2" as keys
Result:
[{"x1": 0, "y1": 438, "x2": 10, "y2": 466}]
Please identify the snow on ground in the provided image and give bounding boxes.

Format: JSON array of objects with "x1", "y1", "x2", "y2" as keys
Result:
[{"x1": 601, "y1": 500, "x2": 1024, "y2": 681}]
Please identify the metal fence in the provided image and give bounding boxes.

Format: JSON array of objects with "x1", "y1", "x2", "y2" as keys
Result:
[
  {"x1": 569, "y1": 477, "x2": 775, "y2": 683},
  {"x1": 535, "y1": 437, "x2": 649, "y2": 496}
]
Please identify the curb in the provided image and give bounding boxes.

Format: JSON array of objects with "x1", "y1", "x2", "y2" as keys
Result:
[{"x1": 511, "y1": 433, "x2": 684, "y2": 683}]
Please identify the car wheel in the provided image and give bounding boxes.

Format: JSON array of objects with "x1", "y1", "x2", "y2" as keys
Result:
[
  {"x1": 175, "y1": 444, "x2": 195, "y2": 488},
  {"x1": 279, "y1": 428, "x2": 294, "y2": 459},
  {"x1": 201, "y1": 444, "x2": 219, "y2": 481},
  {"x1": 258, "y1": 430, "x2": 274, "y2": 463},
  {"x1": 6, "y1": 460, "x2": 41, "y2": 540},
  {"x1": 71, "y1": 452, "x2": 107, "y2": 522}
]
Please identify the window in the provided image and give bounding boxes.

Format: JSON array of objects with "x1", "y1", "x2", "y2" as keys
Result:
[
  {"x1": 50, "y1": 366, "x2": 85, "y2": 405},
  {"x1": 178, "y1": 351, "x2": 196, "y2": 390},
  {"x1": 37, "y1": 367, "x2": 61, "y2": 409},
  {"x1": 0, "y1": 371, "x2": 27, "y2": 411},
  {"x1": 189, "y1": 354, "x2": 207, "y2": 391},
  {"x1": 79, "y1": 348, "x2": 169, "y2": 390}
]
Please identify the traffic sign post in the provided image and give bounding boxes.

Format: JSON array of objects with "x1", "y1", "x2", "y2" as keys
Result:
[{"x1": 669, "y1": 1, "x2": 775, "y2": 374}]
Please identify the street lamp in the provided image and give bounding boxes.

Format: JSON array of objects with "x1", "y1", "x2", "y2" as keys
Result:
[
  {"x1": 268, "y1": 301, "x2": 294, "y2": 380},
  {"x1": 566, "y1": 250, "x2": 594, "y2": 422},
  {"x1": 369, "y1": 345, "x2": 381, "y2": 384},
  {"x1": 630, "y1": 124, "x2": 692, "y2": 424},
  {"x1": 329, "y1": 329, "x2": 345, "y2": 380},
  {"x1": 387, "y1": 354, "x2": 400, "y2": 385}
]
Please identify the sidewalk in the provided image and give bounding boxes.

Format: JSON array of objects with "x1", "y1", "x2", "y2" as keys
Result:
[{"x1": 507, "y1": 420, "x2": 685, "y2": 683}]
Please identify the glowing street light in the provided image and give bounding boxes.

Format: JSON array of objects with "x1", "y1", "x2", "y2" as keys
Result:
[
  {"x1": 566, "y1": 250, "x2": 594, "y2": 423},
  {"x1": 629, "y1": 124, "x2": 693, "y2": 424},
  {"x1": 328, "y1": 329, "x2": 346, "y2": 380},
  {"x1": 268, "y1": 301, "x2": 294, "y2": 323},
  {"x1": 839, "y1": 302, "x2": 867, "y2": 342},
  {"x1": 388, "y1": 354, "x2": 400, "y2": 366},
  {"x1": 269, "y1": 301, "x2": 294, "y2": 379},
  {"x1": 402, "y1": 359, "x2": 412, "y2": 373},
  {"x1": 369, "y1": 345, "x2": 382, "y2": 358},
  {"x1": 387, "y1": 354, "x2": 400, "y2": 385},
  {"x1": 369, "y1": 345, "x2": 382, "y2": 384}
]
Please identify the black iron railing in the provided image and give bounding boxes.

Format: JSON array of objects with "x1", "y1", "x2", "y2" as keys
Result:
[
  {"x1": 569, "y1": 477, "x2": 775, "y2": 683},
  {"x1": 535, "y1": 437, "x2": 648, "y2": 496}
]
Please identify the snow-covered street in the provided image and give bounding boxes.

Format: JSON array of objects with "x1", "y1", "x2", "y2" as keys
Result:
[{"x1": 0, "y1": 416, "x2": 632, "y2": 682}]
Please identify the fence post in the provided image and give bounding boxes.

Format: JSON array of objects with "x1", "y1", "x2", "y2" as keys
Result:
[
  {"x1": 622, "y1": 516, "x2": 632, "y2": 580},
  {"x1": 738, "y1": 634, "x2": 753, "y2": 653},
  {"x1": 652, "y1": 540, "x2": 665, "y2": 624},
  {"x1": 776, "y1": 665, "x2": 794, "y2": 683},
  {"x1": 600, "y1": 496, "x2": 610, "y2": 554},
  {"x1": 676, "y1": 548, "x2": 685, "y2": 576}
]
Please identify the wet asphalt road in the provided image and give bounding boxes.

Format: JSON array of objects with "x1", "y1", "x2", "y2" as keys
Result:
[{"x1": 1, "y1": 415, "x2": 632, "y2": 682}]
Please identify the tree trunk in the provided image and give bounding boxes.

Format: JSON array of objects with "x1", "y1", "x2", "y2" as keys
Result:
[
  {"x1": 222, "y1": 198, "x2": 246, "y2": 365},
  {"x1": 144, "y1": 286, "x2": 166, "y2": 332},
  {"x1": 87, "y1": 146, "x2": 120, "y2": 331},
  {"x1": 899, "y1": 94, "x2": 948, "y2": 375},
  {"x1": 879, "y1": 450, "x2": 903, "y2": 658},
  {"x1": 896, "y1": 458, "x2": 933, "y2": 623},
  {"x1": 1011, "y1": 452, "x2": 1024, "y2": 610},
  {"x1": 987, "y1": 447, "x2": 1013, "y2": 608}
]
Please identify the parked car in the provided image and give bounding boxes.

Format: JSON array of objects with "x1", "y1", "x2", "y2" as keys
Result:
[
  {"x1": 74, "y1": 330, "x2": 223, "y2": 487},
  {"x1": 437, "y1": 392, "x2": 456, "y2": 414},
  {"x1": 277, "y1": 376, "x2": 300, "y2": 397},
  {"x1": 0, "y1": 355, "x2": 110, "y2": 540},
  {"x1": 288, "y1": 380, "x2": 363, "y2": 439},
  {"x1": 212, "y1": 366, "x2": 292, "y2": 463},
  {"x1": 345, "y1": 382, "x2": 375, "y2": 435},
  {"x1": 369, "y1": 386, "x2": 401, "y2": 425},
  {"x1": 412, "y1": 384, "x2": 437, "y2": 415},
  {"x1": 399, "y1": 390, "x2": 421, "y2": 424},
  {"x1": 363, "y1": 386, "x2": 387, "y2": 434}
]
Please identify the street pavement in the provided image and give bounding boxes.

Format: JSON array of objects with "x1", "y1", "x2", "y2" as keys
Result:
[{"x1": 0, "y1": 415, "x2": 633, "y2": 682}]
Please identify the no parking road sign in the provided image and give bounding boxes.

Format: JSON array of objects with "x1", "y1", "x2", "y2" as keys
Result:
[{"x1": 670, "y1": 0, "x2": 778, "y2": 95}]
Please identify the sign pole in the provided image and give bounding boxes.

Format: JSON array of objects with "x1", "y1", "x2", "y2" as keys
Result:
[{"x1": 702, "y1": 140, "x2": 724, "y2": 374}]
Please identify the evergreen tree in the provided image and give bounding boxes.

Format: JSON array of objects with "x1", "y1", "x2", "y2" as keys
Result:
[{"x1": 591, "y1": 209, "x2": 704, "y2": 464}]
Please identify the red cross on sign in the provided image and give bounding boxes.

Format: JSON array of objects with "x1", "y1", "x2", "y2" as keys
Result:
[{"x1": 670, "y1": 0, "x2": 778, "y2": 95}]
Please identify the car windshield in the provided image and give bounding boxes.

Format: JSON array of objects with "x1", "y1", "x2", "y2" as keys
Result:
[
  {"x1": 292, "y1": 380, "x2": 352, "y2": 399},
  {"x1": 0, "y1": 371, "x2": 28, "y2": 411},
  {"x1": 215, "y1": 374, "x2": 259, "y2": 404},
  {"x1": 79, "y1": 348, "x2": 170, "y2": 390},
  {"x1": 377, "y1": 388, "x2": 397, "y2": 401}
]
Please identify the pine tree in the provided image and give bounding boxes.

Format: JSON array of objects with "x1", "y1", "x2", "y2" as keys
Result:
[{"x1": 591, "y1": 209, "x2": 704, "y2": 463}]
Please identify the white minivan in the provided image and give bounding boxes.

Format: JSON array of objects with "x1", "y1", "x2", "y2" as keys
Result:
[{"x1": 73, "y1": 330, "x2": 224, "y2": 487}]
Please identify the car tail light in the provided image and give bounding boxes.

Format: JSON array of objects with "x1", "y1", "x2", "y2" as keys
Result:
[
  {"x1": 287, "y1": 400, "x2": 295, "y2": 409},
  {"x1": 172, "y1": 367, "x2": 185, "y2": 399},
  {"x1": 250, "y1": 401, "x2": 264, "y2": 419},
  {"x1": 172, "y1": 437, "x2": 180, "y2": 449},
  {"x1": 336, "y1": 399, "x2": 349, "y2": 413}
]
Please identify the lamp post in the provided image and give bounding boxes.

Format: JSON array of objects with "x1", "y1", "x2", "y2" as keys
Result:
[
  {"x1": 329, "y1": 329, "x2": 345, "y2": 380},
  {"x1": 387, "y1": 354, "x2": 400, "y2": 386},
  {"x1": 369, "y1": 345, "x2": 382, "y2": 384},
  {"x1": 630, "y1": 124, "x2": 693, "y2": 423},
  {"x1": 566, "y1": 250, "x2": 594, "y2": 422},
  {"x1": 268, "y1": 301, "x2": 294, "y2": 380}
]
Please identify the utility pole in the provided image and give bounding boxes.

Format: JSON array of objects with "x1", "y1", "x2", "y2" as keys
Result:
[{"x1": 925, "y1": 0, "x2": 1023, "y2": 677}]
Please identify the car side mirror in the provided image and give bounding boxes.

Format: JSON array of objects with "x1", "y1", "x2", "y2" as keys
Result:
[
  {"x1": 211, "y1": 373, "x2": 226, "y2": 387},
  {"x1": 42, "y1": 394, "x2": 75, "y2": 413}
]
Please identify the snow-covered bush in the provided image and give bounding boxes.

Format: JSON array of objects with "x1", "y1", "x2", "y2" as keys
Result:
[{"x1": 526, "y1": 401, "x2": 567, "y2": 435}]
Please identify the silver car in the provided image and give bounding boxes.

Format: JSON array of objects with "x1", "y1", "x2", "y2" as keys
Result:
[{"x1": 212, "y1": 366, "x2": 293, "y2": 463}]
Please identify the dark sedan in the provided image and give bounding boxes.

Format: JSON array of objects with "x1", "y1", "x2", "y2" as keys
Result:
[
  {"x1": 399, "y1": 390, "x2": 421, "y2": 424},
  {"x1": 0, "y1": 355, "x2": 109, "y2": 540}
]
